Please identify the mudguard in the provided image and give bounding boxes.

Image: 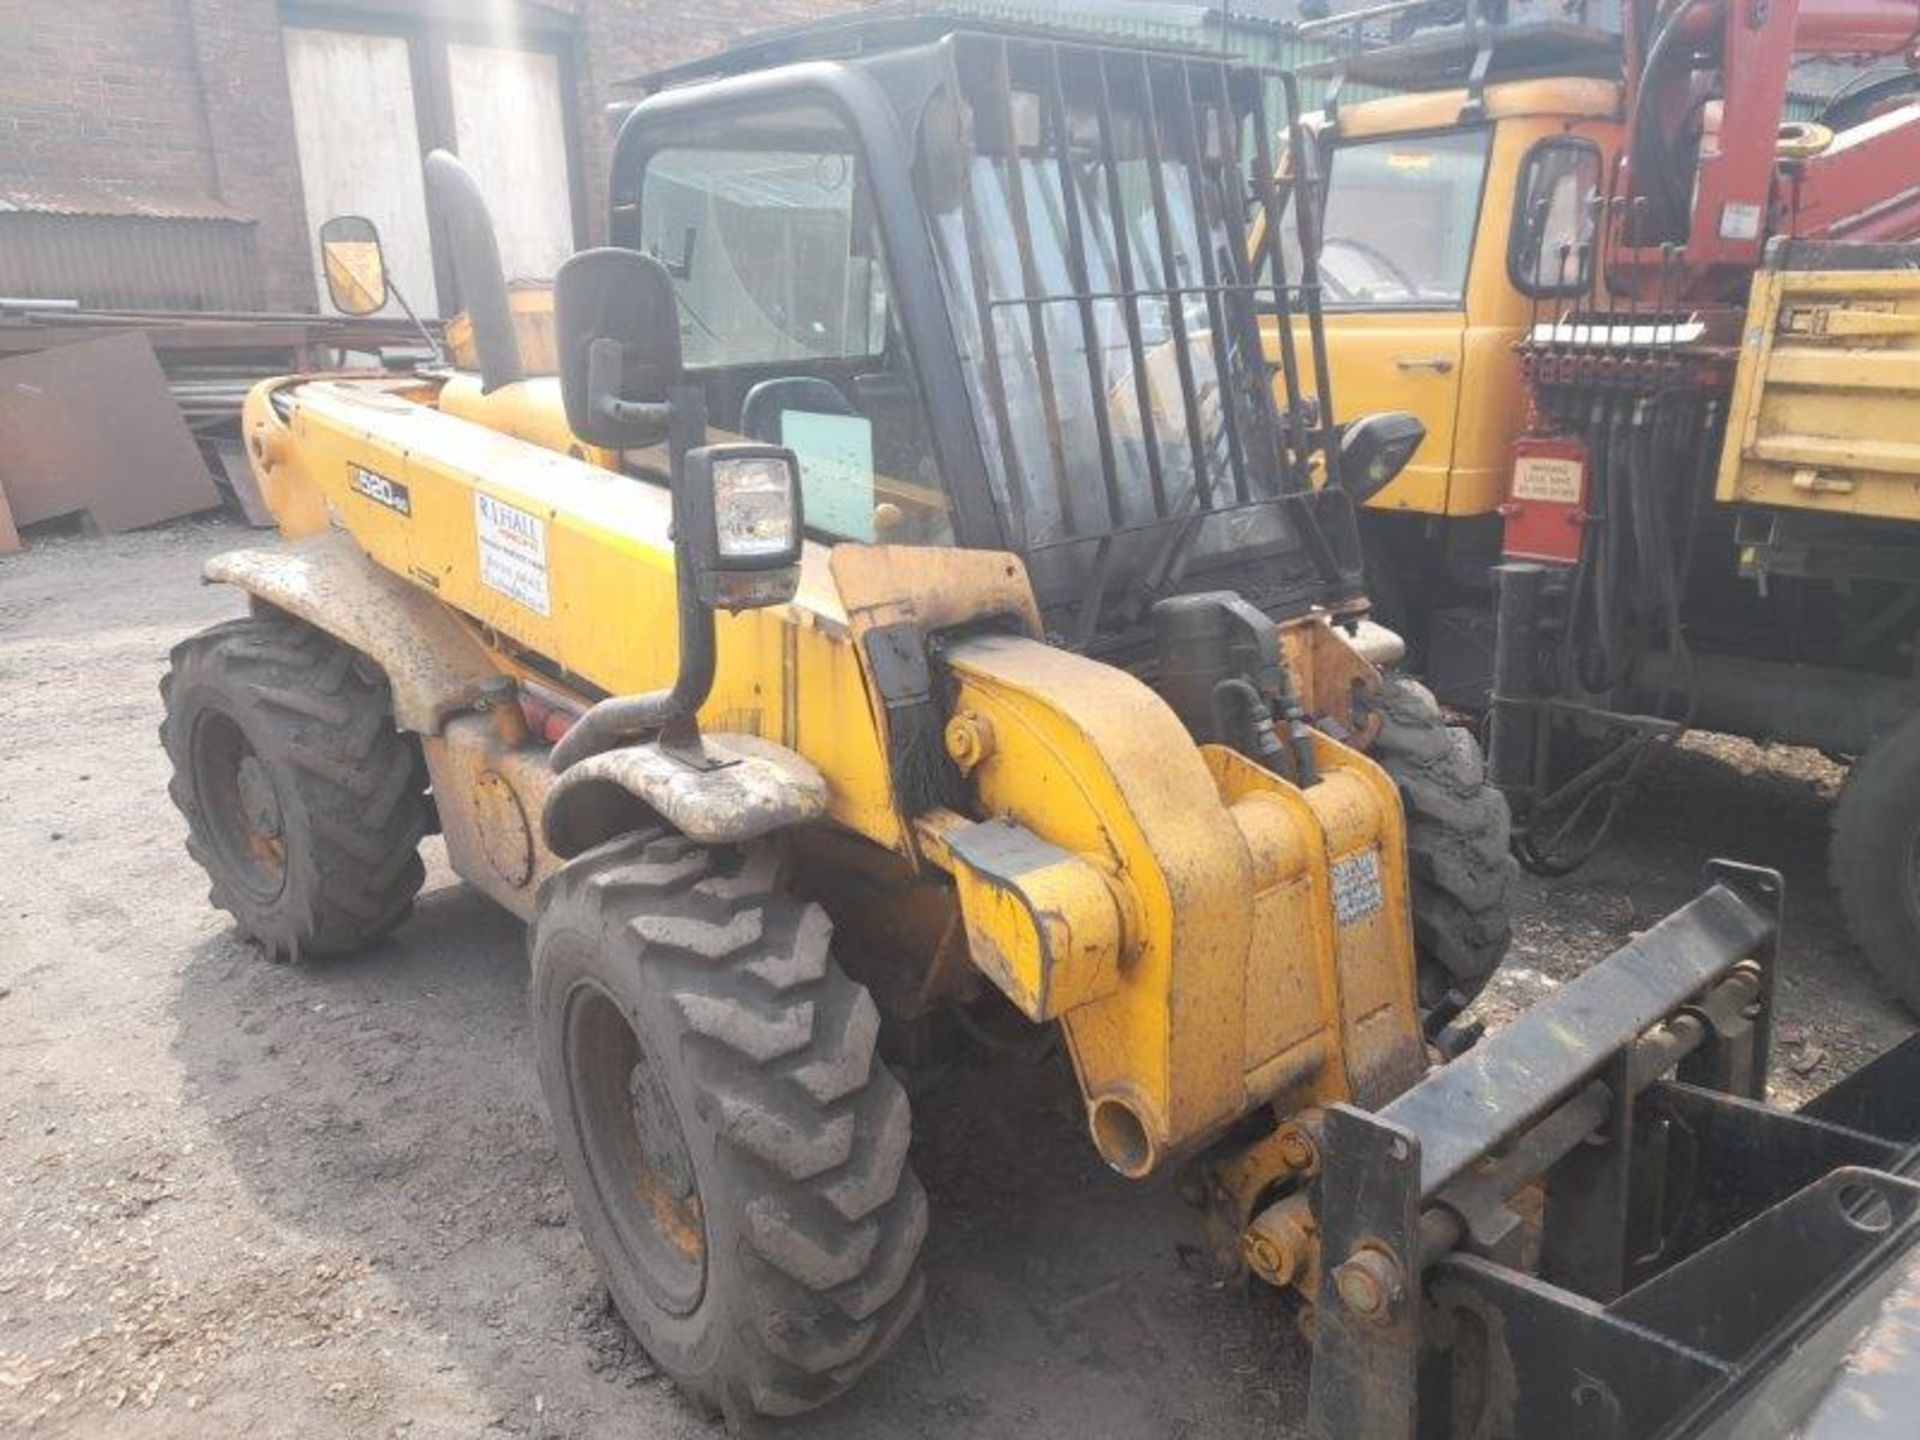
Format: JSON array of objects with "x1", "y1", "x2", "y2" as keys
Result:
[
  {"x1": 542, "y1": 733, "x2": 830, "y2": 858},
  {"x1": 204, "y1": 535, "x2": 497, "y2": 732},
  {"x1": 208, "y1": 537, "x2": 829, "y2": 857}
]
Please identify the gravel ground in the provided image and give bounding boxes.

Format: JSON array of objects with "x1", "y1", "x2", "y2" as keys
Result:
[{"x1": 0, "y1": 518, "x2": 1910, "y2": 1438}]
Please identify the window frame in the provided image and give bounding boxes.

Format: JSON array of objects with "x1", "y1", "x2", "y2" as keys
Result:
[
  {"x1": 638, "y1": 141, "x2": 894, "y2": 374},
  {"x1": 281, "y1": 1, "x2": 588, "y2": 314},
  {"x1": 611, "y1": 66, "x2": 1010, "y2": 551},
  {"x1": 1506, "y1": 136, "x2": 1604, "y2": 300}
]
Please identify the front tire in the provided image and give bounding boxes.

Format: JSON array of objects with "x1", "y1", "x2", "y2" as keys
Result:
[
  {"x1": 1362, "y1": 674, "x2": 1518, "y2": 1012},
  {"x1": 531, "y1": 830, "x2": 927, "y2": 1421},
  {"x1": 1831, "y1": 713, "x2": 1920, "y2": 1014},
  {"x1": 160, "y1": 614, "x2": 428, "y2": 958}
]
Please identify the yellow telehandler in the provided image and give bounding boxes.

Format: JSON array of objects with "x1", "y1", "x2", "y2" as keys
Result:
[{"x1": 162, "y1": 16, "x2": 1920, "y2": 1434}]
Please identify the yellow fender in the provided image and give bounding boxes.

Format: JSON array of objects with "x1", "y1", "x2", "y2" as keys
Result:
[
  {"x1": 203, "y1": 534, "x2": 497, "y2": 732},
  {"x1": 543, "y1": 734, "x2": 830, "y2": 858},
  {"x1": 206, "y1": 535, "x2": 831, "y2": 888}
]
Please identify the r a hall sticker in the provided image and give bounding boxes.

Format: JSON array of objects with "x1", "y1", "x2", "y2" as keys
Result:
[{"x1": 474, "y1": 492, "x2": 551, "y2": 616}]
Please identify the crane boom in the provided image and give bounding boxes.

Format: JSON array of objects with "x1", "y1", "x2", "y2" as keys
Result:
[{"x1": 1615, "y1": 0, "x2": 1920, "y2": 299}]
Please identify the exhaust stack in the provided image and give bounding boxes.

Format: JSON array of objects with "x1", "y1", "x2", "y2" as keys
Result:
[{"x1": 423, "y1": 149, "x2": 523, "y2": 394}]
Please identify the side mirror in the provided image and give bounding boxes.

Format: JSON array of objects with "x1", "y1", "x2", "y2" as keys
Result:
[
  {"x1": 556, "y1": 247, "x2": 683, "y2": 449},
  {"x1": 1338, "y1": 412, "x2": 1426, "y2": 504},
  {"x1": 677, "y1": 444, "x2": 805, "y2": 612},
  {"x1": 319, "y1": 216, "x2": 390, "y2": 316}
]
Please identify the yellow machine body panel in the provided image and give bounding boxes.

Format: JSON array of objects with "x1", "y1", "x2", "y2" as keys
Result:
[
  {"x1": 1270, "y1": 79, "x2": 1622, "y2": 517},
  {"x1": 260, "y1": 377, "x2": 907, "y2": 851},
  {"x1": 239, "y1": 370, "x2": 1426, "y2": 1173},
  {"x1": 445, "y1": 282, "x2": 558, "y2": 377},
  {"x1": 1719, "y1": 267, "x2": 1920, "y2": 522},
  {"x1": 436, "y1": 372, "x2": 617, "y2": 466},
  {"x1": 933, "y1": 633, "x2": 1424, "y2": 1174}
]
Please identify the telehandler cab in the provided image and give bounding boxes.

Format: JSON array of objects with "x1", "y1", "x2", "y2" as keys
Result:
[{"x1": 162, "y1": 16, "x2": 1920, "y2": 1435}]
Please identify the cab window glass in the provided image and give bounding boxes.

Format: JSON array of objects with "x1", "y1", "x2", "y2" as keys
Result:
[
  {"x1": 1510, "y1": 140, "x2": 1602, "y2": 296},
  {"x1": 637, "y1": 106, "x2": 952, "y2": 546},
  {"x1": 1310, "y1": 129, "x2": 1491, "y2": 309},
  {"x1": 641, "y1": 147, "x2": 888, "y2": 369}
]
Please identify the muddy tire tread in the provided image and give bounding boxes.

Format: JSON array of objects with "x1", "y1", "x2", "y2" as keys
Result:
[
  {"x1": 535, "y1": 831, "x2": 926, "y2": 1419},
  {"x1": 1830, "y1": 714, "x2": 1920, "y2": 1014},
  {"x1": 1365, "y1": 674, "x2": 1518, "y2": 1008},
  {"x1": 160, "y1": 614, "x2": 427, "y2": 957}
]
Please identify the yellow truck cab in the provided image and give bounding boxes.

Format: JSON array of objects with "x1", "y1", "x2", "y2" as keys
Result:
[{"x1": 1270, "y1": 78, "x2": 1623, "y2": 664}]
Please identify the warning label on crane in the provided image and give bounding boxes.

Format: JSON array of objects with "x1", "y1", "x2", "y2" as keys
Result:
[
  {"x1": 1331, "y1": 849, "x2": 1384, "y2": 927},
  {"x1": 475, "y1": 492, "x2": 551, "y2": 616}
]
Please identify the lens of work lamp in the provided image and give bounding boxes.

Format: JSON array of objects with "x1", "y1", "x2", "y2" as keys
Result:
[{"x1": 713, "y1": 456, "x2": 797, "y2": 560}]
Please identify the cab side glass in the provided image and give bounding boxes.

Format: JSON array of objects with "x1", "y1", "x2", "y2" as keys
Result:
[
  {"x1": 1509, "y1": 140, "x2": 1602, "y2": 297},
  {"x1": 636, "y1": 104, "x2": 954, "y2": 547}
]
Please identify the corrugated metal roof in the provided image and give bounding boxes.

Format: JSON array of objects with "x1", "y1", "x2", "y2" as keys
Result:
[
  {"x1": 1788, "y1": 56, "x2": 1910, "y2": 104},
  {"x1": 0, "y1": 180, "x2": 249, "y2": 223},
  {"x1": 0, "y1": 211, "x2": 265, "y2": 310}
]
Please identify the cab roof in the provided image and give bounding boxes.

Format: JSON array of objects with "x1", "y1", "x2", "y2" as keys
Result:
[
  {"x1": 1329, "y1": 76, "x2": 1622, "y2": 138},
  {"x1": 625, "y1": 5, "x2": 1227, "y2": 96}
]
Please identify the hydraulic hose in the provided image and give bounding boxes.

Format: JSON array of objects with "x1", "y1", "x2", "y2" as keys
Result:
[{"x1": 1629, "y1": 0, "x2": 1714, "y2": 243}]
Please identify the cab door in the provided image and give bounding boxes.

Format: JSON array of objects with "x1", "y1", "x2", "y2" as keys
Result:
[{"x1": 1270, "y1": 127, "x2": 1493, "y2": 515}]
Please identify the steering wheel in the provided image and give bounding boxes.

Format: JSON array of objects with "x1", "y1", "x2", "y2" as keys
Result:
[{"x1": 1318, "y1": 236, "x2": 1419, "y2": 301}]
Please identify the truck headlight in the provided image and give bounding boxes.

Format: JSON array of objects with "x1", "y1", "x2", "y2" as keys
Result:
[{"x1": 679, "y1": 444, "x2": 806, "y2": 611}]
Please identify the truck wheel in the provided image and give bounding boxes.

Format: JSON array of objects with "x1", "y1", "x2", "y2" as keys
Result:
[
  {"x1": 1362, "y1": 674, "x2": 1517, "y2": 1011},
  {"x1": 160, "y1": 614, "x2": 428, "y2": 958},
  {"x1": 1831, "y1": 714, "x2": 1920, "y2": 1014},
  {"x1": 531, "y1": 831, "x2": 927, "y2": 1420}
]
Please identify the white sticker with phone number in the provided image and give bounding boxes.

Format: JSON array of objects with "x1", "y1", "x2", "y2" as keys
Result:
[
  {"x1": 1331, "y1": 850, "x2": 1385, "y2": 927},
  {"x1": 475, "y1": 492, "x2": 550, "y2": 616}
]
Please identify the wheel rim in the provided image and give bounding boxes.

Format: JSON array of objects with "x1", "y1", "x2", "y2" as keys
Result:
[
  {"x1": 564, "y1": 980, "x2": 707, "y2": 1315},
  {"x1": 190, "y1": 710, "x2": 288, "y2": 904}
]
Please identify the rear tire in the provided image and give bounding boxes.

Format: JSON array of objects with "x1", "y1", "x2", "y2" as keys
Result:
[
  {"x1": 1831, "y1": 714, "x2": 1920, "y2": 1014},
  {"x1": 160, "y1": 614, "x2": 428, "y2": 958},
  {"x1": 1362, "y1": 673, "x2": 1518, "y2": 1011},
  {"x1": 530, "y1": 830, "x2": 927, "y2": 1420}
]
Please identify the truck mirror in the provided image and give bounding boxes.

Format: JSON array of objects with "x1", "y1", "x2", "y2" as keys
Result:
[
  {"x1": 318, "y1": 215, "x2": 389, "y2": 316},
  {"x1": 1339, "y1": 412, "x2": 1425, "y2": 504},
  {"x1": 677, "y1": 444, "x2": 805, "y2": 612},
  {"x1": 555, "y1": 247, "x2": 683, "y2": 449}
]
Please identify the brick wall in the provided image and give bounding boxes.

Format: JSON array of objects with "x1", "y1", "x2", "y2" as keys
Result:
[
  {"x1": 566, "y1": 0, "x2": 871, "y2": 248},
  {"x1": 183, "y1": 0, "x2": 315, "y2": 314},
  {"x1": 0, "y1": 0, "x2": 217, "y2": 198},
  {"x1": 0, "y1": 0, "x2": 869, "y2": 312}
]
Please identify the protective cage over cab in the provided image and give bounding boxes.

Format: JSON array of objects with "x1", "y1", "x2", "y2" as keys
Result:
[{"x1": 613, "y1": 17, "x2": 1368, "y2": 647}]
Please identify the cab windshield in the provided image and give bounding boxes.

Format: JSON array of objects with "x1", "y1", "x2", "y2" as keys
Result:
[
  {"x1": 1314, "y1": 129, "x2": 1490, "y2": 308},
  {"x1": 917, "y1": 42, "x2": 1329, "y2": 617}
]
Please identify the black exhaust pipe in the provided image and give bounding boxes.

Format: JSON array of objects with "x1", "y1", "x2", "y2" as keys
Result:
[
  {"x1": 423, "y1": 149, "x2": 523, "y2": 394},
  {"x1": 1487, "y1": 562, "x2": 1546, "y2": 808}
]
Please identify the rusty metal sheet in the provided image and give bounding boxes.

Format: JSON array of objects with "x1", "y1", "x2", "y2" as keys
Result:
[
  {"x1": 0, "y1": 331, "x2": 219, "y2": 530},
  {"x1": 206, "y1": 437, "x2": 275, "y2": 528},
  {"x1": 0, "y1": 181, "x2": 248, "y2": 221}
]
